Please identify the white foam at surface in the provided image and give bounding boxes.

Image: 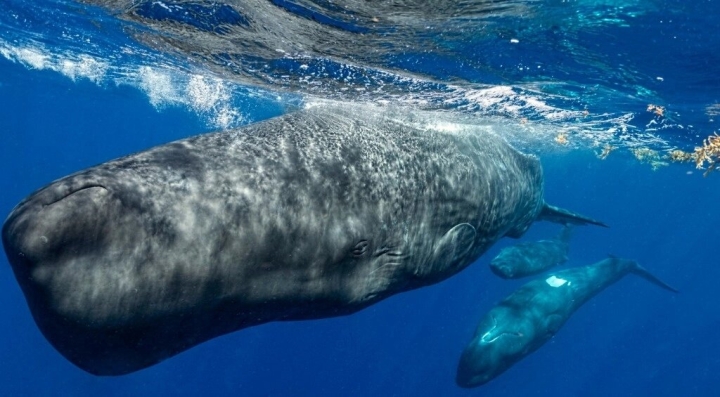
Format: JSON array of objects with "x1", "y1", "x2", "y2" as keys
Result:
[
  {"x1": 137, "y1": 66, "x2": 183, "y2": 108},
  {"x1": 0, "y1": 37, "x2": 671, "y2": 150},
  {"x1": 451, "y1": 85, "x2": 585, "y2": 121},
  {"x1": 15, "y1": 47, "x2": 48, "y2": 70},
  {"x1": 0, "y1": 40, "x2": 108, "y2": 83},
  {"x1": 60, "y1": 55, "x2": 108, "y2": 83},
  {"x1": 187, "y1": 75, "x2": 227, "y2": 111},
  {"x1": 212, "y1": 106, "x2": 244, "y2": 130},
  {"x1": 0, "y1": 37, "x2": 249, "y2": 130},
  {"x1": 457, "y1": 86, "x2": 515, "y2": 109},
  {"x1": 0, "y1": 37, "x2": 580, "y2": 131}
]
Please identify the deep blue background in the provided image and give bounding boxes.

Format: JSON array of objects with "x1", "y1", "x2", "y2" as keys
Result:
[{"x1": 1, "y1": 53, "x2": 718, "y2": 396}]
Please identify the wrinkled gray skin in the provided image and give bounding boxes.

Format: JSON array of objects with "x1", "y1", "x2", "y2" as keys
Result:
[
  {"x1": 457, "y1": 257, "x2": 678, "y2": 388},
  {"x1": 3, "y1": 104, "x2": 604, "y2": 376},
  {"x1": 490, "y1": 225, "x2": 573, "y2": 279}
]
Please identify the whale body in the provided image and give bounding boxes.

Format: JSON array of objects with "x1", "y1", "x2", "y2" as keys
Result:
[
  {"x1": 2, "y1": 104, "x2": 605, "y2": 375},
  {"x1": 457, "y1": 257, "x2": 677, "y2": 388},
  {"x1": 490, "y1": 225, "x2": 573, "y2": 279}
]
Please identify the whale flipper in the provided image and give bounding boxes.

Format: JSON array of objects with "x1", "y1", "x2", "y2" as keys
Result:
[
  {"x1": 631, "y1": 263, "x2": 680, "y2": 293},
  {"x1": 433, "y1": 223, "x2": 477, "y2": 268},
  {"x1": 538, "y1": 203, "x2": 608, "y2": 228}
]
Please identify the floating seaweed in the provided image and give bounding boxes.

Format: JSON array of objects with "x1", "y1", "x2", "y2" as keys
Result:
[
  {"x1": 631, "y1": 148, "x2": 667, "y2": 170},
  {"x1": 555, "y1": 133, "x2": 569, "y2": 146},
  {"x1": 693, "y1": 133, "x2": 720, "y2": 176},
  {"x1": 647, "y1": 104, "x2": 665, "y2": 118},
  {"x1": 596, "y1": 144, "x2": 616, "y2": 160},
  {"x1": 668, "y1": 149, "x2": 694, "y2": 163}
]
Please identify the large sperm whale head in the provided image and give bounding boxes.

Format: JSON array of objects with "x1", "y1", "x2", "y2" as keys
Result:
[
  {"x1": 1, "y1": 162, "x2": 177, "y2": 375},
  {"x1": 4, "y1": 173, "x2": 127, "y2": 294}
]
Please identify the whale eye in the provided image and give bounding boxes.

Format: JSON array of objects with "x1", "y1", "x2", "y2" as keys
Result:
[{"x1": 352, "y1": 240, "x2": 369, "y2": 258}]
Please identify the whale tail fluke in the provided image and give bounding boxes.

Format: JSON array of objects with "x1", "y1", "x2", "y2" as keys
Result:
[
  {"x1": 631, "y1": 262, "x2": 679, "y2": 293},
  {"x1": 539, "y1": 203, "x2": 608, "y2": 228}
]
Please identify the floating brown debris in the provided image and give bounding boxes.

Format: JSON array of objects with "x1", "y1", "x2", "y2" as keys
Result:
[
  {"x1": 693, "y1": 133, "x2": 720, "y2": 176},
  {"x1": 590, "y1": 132, "x2": 720, "y2": 175},
  {"x1": 647, "y1": 104, "x2": 665, "y2": 117},
  {"x1": 631, "y1": 148, "x2": 668, "y2": 170},
  {"x1": 596, "y1": 144, "x2": 616, "y2": 160},
  {"x1": 668, "y1": 149, "x2": 694, "y2": 163},
  {"x1": 662, "y1": 134, "x2": 720, "y2": 176},
  {"x1": 555, "y1": 133, "x2": 569, "y2": 145}
]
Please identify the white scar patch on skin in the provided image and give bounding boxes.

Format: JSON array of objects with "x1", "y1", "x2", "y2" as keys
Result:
[{"x1": 545, "y1": 275, "x2": 568, "y2": 287}]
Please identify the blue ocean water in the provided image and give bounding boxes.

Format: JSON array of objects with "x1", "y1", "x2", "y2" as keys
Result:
[{"x1": 1, "y1": 0, "x2": 718, "y2": 396}]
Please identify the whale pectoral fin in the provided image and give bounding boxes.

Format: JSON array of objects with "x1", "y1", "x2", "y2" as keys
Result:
[
  {"x1": 539, "y1": 203, "x2": 608, "y2": 228},
  {"x1": 544, "y1": 313, "x2": 565, "y2": 335},
  {"x1": 630, "y1": 262, "x2": 680, "y2": 293},
  {"x1": 433, "y1": 223, "x2": 477, "y2": 270}
]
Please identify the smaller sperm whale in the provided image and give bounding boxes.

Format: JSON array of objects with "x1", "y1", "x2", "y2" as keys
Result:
[
  {"x1": 490, "y1": 225, "x2": 573, "y2": 279},
  {"x1": 457, "y1": 256, "x2": 678, "y2": 388}
]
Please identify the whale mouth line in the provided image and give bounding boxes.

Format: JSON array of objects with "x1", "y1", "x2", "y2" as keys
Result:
[
  {"x1": 480, "y1": 316, "x2": 502, "y2": 343},
  {"x1": 482, "y1": 331, "x2": 523, "y2": 344},
  {"x1": 480, "y1": 316, "x2": 524, "y2": 344},
  {"x1": 42, "y1": 185, "x2": 109, "y2": 208}
]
